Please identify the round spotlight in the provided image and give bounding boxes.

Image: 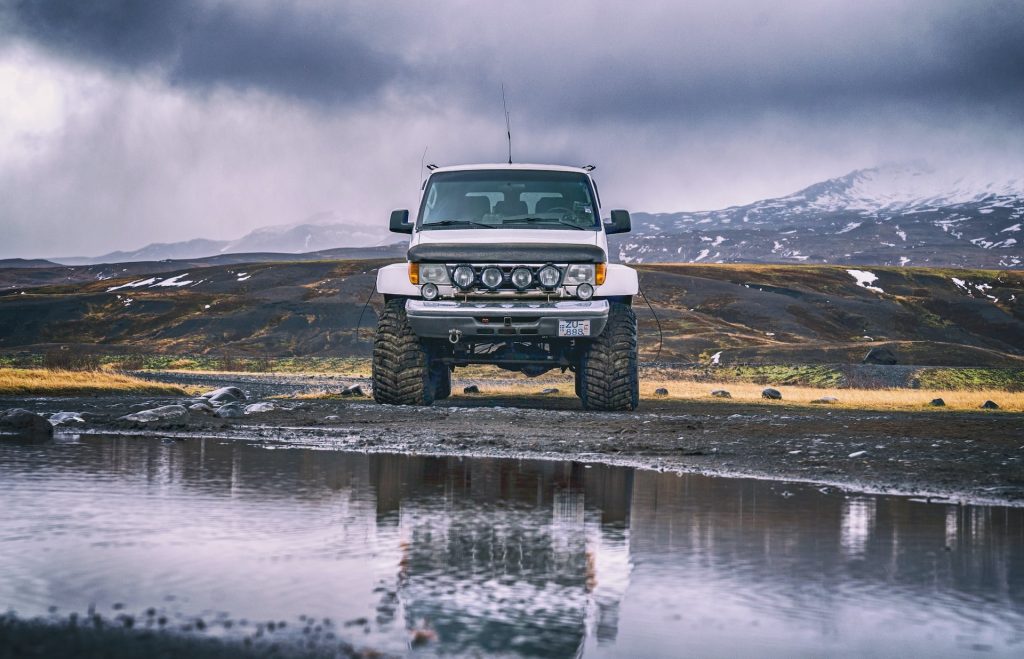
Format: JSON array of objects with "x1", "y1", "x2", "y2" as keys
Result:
[
  {"x1": 480, "y1": 267, "x2": 503, "y2": 289},
  {"x1": 421, "y1": 283, "x2": 439, "y2": 300},
  {"x1": 576, "y1": 283, "x2": 594, "y2": 300},
  {"x1": 511, "y1": 267, "x2": 533, "y2": 290},
  {"x1": 537, "y1": 265, "x2": 561, "y2": 289},
  {"x1": 452, "y1": 265, "x2": 475, "y2": 289}
]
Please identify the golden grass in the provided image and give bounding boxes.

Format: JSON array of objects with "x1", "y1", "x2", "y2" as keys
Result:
[
  {"x1": 0, "y1": 368, "x2": 187, "y2": 397},
  {"x1": 636, "y1": 379, "x2": 1023, "y2": 412},
  {"x1": 441, "y1": 376, "x2": 1023, "y2": 412}
]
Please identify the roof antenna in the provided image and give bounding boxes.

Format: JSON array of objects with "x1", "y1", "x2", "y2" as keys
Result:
[
  {"x1": 420, "y1": 146, "x2": 428, "y2": 187},
  {"x1": 502, "y1": 84, "x2": 512, "y2": 164}
]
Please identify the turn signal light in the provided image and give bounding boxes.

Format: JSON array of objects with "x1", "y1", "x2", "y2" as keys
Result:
[
  {"x1": 595, "y1": 263, "x2": 607, "y2": 285},
  {"x1": 408, "y1": 262, "x2": 419, "y2": 284}
]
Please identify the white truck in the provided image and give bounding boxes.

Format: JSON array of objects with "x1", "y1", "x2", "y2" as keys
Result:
[{"x1": 373, "y1": 164, "x2": 639, "y2": 410}]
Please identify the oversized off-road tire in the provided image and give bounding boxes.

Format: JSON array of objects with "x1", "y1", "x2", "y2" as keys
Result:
[
  {"x1": 373, "y1": 299, "x2": 434, "y2": 406},
  {"x1": 433, "y1": 363, "x2": 452, "y2": 400},
  {"x1": 579, "y1": 303, "x2": 639, "y2": 411}
]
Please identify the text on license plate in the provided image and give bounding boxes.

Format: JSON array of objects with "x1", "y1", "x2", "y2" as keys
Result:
[{"x1": 558, "y1": 320, "x2": 590, "y2": 337}]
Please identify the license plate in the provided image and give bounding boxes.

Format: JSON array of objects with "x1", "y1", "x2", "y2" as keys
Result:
[{"x1": 558, "y1": 320, "x2": 590, "y2": 337}]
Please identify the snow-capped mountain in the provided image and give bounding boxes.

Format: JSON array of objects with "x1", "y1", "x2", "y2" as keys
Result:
[
  {"x1": 55, "y1": 215, "x2": 388, "y2": 265},
  {"x1": 612, "y1": 165, "x2": 1024, "y2": 268}
]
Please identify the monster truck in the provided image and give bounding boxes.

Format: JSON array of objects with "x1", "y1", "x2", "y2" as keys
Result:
[{"x1": 373, "y1": 164, "x2": 639, "y2": 410}]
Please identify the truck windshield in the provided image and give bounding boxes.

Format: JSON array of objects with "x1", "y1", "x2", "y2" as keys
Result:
[{"x1": 419, "y1": 170, "x2": 600, "y2": 230}]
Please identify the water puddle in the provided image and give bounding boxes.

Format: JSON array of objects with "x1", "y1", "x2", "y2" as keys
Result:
[{"x1": 1, "y1": 435, "x2": 1021, "y2": 656}]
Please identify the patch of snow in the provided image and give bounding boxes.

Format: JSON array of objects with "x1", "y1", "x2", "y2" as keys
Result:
[
  {"x1": 204, "y1": 304, "x2": 211, "y2": 309},
  {"x1": 106, "y1": 277, "x2": 157, "y2": 292},
  {"x1": 711, "y1": 235, "x2": 726, "y2": 247},
  {"x1": 895, "y1": 225, "x2": 907, "y2": 241},
  {"x1": 693, "y1": 249, "x2": 710, "y2": 262},
  {"x1": 899, "y1": 256, "x2": 910, "y2": 266},
  {"x1": 710, "y1": 351, "x2": 722, "y2": 365},
  {"x1": 153, "y1": 273, "x2": 194, "y2": 287},
  {"x1": 1000, "y1": 223, "x2": 1021, "y2": 233},
  {"x1": 237, "y1": 273, "x2": 251, "y2": 281},
  {"x1": 846, "y1": 269, "x2": 884, "y2": 293},
  {"x1": 837, "y1": 222, "x2": 862, "y2": 234}
]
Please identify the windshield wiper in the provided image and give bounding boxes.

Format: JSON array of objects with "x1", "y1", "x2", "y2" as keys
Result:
[
  {"x1": 423, "y1": 219, "x2": 496, "y2": 229},
  {"x1": 503, "y1": 216, "x2": 588, "y2": 230}
]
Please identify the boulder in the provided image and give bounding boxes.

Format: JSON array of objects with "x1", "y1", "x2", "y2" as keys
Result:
[
  {"x1": 710, "y1": 389, "x2": 732, "y2": 399},
  {"x1": 342, "y1": 384, "x2": 364, "y2": 397},
  {"x1": 119, "y1": 405, "x2": 189, "y2": 424},
  {"x1": 201, "y1": 387, "x2": 246, "y2": 404},
  {"x1": 215, "y1": 403, "x2": 244, "y2": 419},
  {"x1": 244, "y1": 402, "x2": 276, "y2": 415},
  {"x1": 539, "y1": 388, "x2": 560, "y2": 395},
  {"x1": 49, "y1": 411, "x2": 86, "y2": 425},
  {"x1": 1, "y1": 408, "x2": 54, "y2": 439},
  {"x1": 188, "y1": 402, "x2": 215, "y2": 415},
  {"x1": 929, "y1": 398, "x2": 945, "y2": 407},
  {"x1": 811, "y1": 396, "x2": 838, "y2": 404},
  {"x1": 981, "y1": 400, "x2": 1000, "y2": 410},
  {"x1": 862, "y1": 346, "x2": 897, "y2": 365},
  {"x1": 761, "y1": 388, "x2": 782, "y2": 400},
  {"x1": 463, "y1": 385, "x2": 480, "y2": 394},
  {"x1": 654, "y1": 387, "x2": 669, "y2": 396}
]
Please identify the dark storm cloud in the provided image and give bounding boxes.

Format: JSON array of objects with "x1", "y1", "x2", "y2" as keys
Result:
[
  {"x1": 5, "y1": 0, "x2": 1024, "y2": 120},
  {"x1": 3, "y1": 0, "x2": 397, "y2": 103}
]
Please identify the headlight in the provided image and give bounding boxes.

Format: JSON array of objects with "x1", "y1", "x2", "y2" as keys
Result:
[
  {"x1": 421, "y1": 283, "x2": 439, "y2": 300},
  {"x1": 511, "y1": 267, "x2": 533, "y2": 290},
  {"x1": 418, "y1": 263, "x2": 450, "y2": 284},
  {"x1": 480, "y1": 267, "x2": 503, "y2": 289},
  {"x1": 452, "y1": 265, "x2": 475, "y2": 289},
  {"x1": 563, "y1": 263, "x2": 595, "y2": 285},
  {"x1": 576, "y1": 283, "x2": 594, "y2": 300},
  {"x1": 537, "y1": 265, "x2": 561, "y2": 289}
]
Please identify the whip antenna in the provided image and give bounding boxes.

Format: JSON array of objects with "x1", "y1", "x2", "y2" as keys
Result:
[{"x1": 502, "y1": 84, "x2": 512, "y2": 164}]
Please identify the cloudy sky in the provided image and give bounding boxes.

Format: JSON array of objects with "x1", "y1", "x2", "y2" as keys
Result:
[{"x1": 1, "y1": 0, "x2": 1023, "y2": 258}]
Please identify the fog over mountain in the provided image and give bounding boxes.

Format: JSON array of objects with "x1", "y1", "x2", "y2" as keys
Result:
[{"x1": 1, "y1": 1, "x2": 1022, "y2": 259}]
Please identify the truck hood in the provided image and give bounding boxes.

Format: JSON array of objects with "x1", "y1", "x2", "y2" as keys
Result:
[
  {"x1": 408, "y1": 229, "x2": 607, "y2": 264},
  {"x1": 412, "y1": 228, "x2": 601, "y2": 248}
]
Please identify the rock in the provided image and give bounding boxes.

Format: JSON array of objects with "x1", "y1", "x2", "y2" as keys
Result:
[
  {"x1": 761, "y1": 388, "x2": 782, "y2": 400},
  {"x1": 539, "y1": 388, "x2": 559, "y2": 395},
  {"x1": 119, "y1": 405, "x2": 189, "y2": 423},
  {"x1": 981, "y1": 400, "x2": 1000, "y2": 410},
  {"x1": 188, "y1": 402, "x2": 215, "y2": 415},
  {"x1": 1, "y1": 408, "x2": 54, "y2": 439},
  {"x1": 929, "y1": 398, "x2": 946, "y2": 407},
  {"x1": 49, "y1": 411, "x2": 86, "y2": 425},
  {"x1": 215, "y1": 403, "x2": 244, "y2": 419},
  {"x1": 811, "y1": 396, "x2": 838, "y2": 404},
  {"x1": 710, "y1": 389, "x2": 732, "y2": 398},
  {"x1": 324, "y1": 415, "x2": 341, "y2": 422},
  {"x1": 862, "y1": 346, "x2": 897, "y2": 365},
  {"x1": 463, "y1": 385, "x2": 480, "y2": 394},
  {"x1": 244, "y1": 402, "x2": 276, "y2": 414},
  {"x1": 654, "y1": 387, "x2": 669, "y2": 396},
  {"x1": 342, "y1": 384, "x2": 364, "y2": 397},
  {"x1": 201, "y1": 387, "x2": 246, "y2": 404}
]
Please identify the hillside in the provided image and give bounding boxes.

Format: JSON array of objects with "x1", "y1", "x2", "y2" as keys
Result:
[
  {"x1": 612, "y1": 165, "x2": 1023, "y2": 269},
  {"x1": 1, "y1": 259, "x2": 1021, "y2": 367}
]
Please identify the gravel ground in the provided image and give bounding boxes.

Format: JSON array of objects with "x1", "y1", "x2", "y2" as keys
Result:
[{"x1": 5, "y1": 371, "x2": 1023, "y2": 506}]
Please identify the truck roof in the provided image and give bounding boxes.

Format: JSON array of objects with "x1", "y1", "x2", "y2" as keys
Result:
[{"x1": 429, "y1": 163, "x2": 592, "y2": 175}]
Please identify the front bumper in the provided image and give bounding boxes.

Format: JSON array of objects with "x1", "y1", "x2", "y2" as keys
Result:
[{"x1": 405, "y1": 299, "x2": 609, "y2": 339}]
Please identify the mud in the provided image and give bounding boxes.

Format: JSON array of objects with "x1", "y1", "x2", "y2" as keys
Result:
[{"x1": 6, "y1": 371, "x2": 1022, "y2": 505}]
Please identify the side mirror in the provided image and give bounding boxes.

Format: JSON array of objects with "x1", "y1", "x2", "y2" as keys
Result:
[
  {"x1": 389, "y1": 209, "x2": 412, "y2": 234},
  {"x1": 606, "y1": 209, "x2": 631, "y2": 235}
]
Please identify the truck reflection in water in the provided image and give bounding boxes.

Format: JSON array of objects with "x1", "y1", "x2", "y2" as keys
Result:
[{"x1": 0, "y1": 436, "x2": 1021, "y2": 656}]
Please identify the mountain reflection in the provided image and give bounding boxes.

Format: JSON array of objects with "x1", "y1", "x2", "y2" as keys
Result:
[{"x1": 4, "y1": 435, "x2": 1021, "y2": 656}]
